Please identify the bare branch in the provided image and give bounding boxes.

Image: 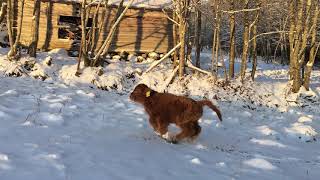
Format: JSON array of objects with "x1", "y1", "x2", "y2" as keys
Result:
[
  {"x1": 162, "y1": 9, "x2": 180, "y2": 26},
  {"x1": 186, "y1": 60, "x2": 212, "y2": 76},
  {"x1": 249, "y1": 31, "x2": 290, "y2": 43},
  {"x1": 144, "y1": 42, "x2": 182, "y2": 74},
  {"x1": 0, "y1": 3, "x2": 7, "y2": 23},
  {"x1": 160, "y1": 66, "x2": 179, "y2": 92}
]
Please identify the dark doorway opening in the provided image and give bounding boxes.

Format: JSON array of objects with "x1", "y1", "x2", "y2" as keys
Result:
[{"x1": 58, "y1": 15, "x2": 92, "y2": 40}]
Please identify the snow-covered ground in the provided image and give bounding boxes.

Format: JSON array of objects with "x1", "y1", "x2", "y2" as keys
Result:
[{"x1": 0, "y1": 48, "x2": 319, "y2": 180}]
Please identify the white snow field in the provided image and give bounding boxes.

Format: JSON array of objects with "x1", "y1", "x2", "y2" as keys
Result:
[{"x1": 0, "y1": 48, "x2": 319, "y2": 180}]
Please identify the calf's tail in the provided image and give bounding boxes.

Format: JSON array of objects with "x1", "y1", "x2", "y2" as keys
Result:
[{"x1": 198, "y1": 100, "x2": 222, "y2": 122}]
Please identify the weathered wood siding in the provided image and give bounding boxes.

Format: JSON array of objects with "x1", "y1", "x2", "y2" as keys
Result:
[{"x1": 17, "y1": 0, "x2": 173, "y2": 53}]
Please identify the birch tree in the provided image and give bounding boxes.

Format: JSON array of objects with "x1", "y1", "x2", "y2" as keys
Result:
[{"x1": 288, "y1": 0, "x2": 318, "y2": 93}]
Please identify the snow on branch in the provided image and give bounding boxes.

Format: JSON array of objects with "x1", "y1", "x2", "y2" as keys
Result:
[{"x1": 222, "y1": 7, "x2": 261, "y2": 14}]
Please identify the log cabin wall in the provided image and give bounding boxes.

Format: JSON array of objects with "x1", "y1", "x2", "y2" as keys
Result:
[{"x1": 16, "y1": 0, "x2": 173, "y2": 53}]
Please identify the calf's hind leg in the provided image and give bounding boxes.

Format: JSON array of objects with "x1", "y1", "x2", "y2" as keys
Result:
[
  {"x1": 174, "y1": 122, "x2": 197, "y2": 142},
  {"x1": 189, "y1": 122, "x2": 201, "y2": 141}
]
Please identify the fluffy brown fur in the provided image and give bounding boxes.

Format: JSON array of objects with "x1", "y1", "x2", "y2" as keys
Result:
[{"x1": 130, "y1": 84, "x2": 222, "y2": 143}]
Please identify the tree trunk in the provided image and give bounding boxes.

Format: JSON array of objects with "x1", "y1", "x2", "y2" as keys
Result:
[
  {"x1": 0, "y1": 2, "x2": 6, "y2": 24},
  {"x1": 303, "y1": 2, "x2": 319, "y2": 90},
  {"x1": 13, "y1": 0, "x2": 24, "y2": 49},
  {"x1": 177, "y1": 0, "x2": 190, "y2": 78},
  {"x1": 229, "y1": 0, "x2": 235, "y2": 78},
  {"x1": 186, "y1": 16, "x2": 192, "y2": 64},
  {"x1": 179, "y1": 18, "x2": 186, "y2": 78},
  {"x1": 28, "y1": 0, "x2": 41, "y2": 58},
  {"x1": 6, "y1": 0, "x2": 16, "y2": 60},
  {"x1": 42, "y1": 0, "x2": 52, "y2": 50},
  {"x1": 288, "y1": 0, "x2": 295, "y2": 78},
  {"x1": 195, "y1": 4, "x2": 201, "y2": 68},
  {"x1": 214, "y1": 7, "x2": 221, "y2": 76},
  {"x1": 298, "y1": 0, "x2": 312, "y2": 66},
  {"x1": 88, "y1": 1, "x2": 101, "y2": 54},
  {"x1": 80, "y1": 0, "x2": 90, "y2": 66},
  {"x1": 240, "y1": 0, "x2": 250, "y2": 83},
  {"x1": 251, "y1": 24, "x2": 257, "y2": 81},
  {"x1": 290, "y1": 0, "x2": 305, "y2": 93},
  {"x1": 172, "y1": 12, "x2": 179, "y2": 68},
  {"x1": 211, "y1": 0, "x2": 220, "y2": 76}
]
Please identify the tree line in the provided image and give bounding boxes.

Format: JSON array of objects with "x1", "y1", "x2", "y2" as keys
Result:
[
  {"x1": 0, "y1": 0, "x2": 319, "y2": 93},
  {"x1": 169, "y1": 0, "x2": 319, "y2": 93}
]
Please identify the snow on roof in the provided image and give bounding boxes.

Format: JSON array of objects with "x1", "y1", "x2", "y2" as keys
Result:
[
  {"x1": 60, "y1": 0, "x2": 172, "y2": 9},
  {"x1": 108, "y1": 0, "x2": 172, "y2": 8}
]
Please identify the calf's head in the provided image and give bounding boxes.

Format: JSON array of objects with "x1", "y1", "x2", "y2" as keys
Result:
[{"x1": 130, "y1": 84, "x2": 153, "y2": 104}]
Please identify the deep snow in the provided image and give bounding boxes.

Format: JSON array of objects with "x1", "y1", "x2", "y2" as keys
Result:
[{"x1": 0, "y1": 48, "x2": 319, "y2": 180}]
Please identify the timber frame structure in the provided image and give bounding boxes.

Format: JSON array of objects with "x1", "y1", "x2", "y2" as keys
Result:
[{"x1": 13, "y1": 0, "x2": 173, "y2": 53}]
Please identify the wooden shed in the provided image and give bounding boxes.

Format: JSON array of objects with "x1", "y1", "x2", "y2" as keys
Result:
[{"x1": 15, "y1": 0, "x2": 173, "y2": 53}]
